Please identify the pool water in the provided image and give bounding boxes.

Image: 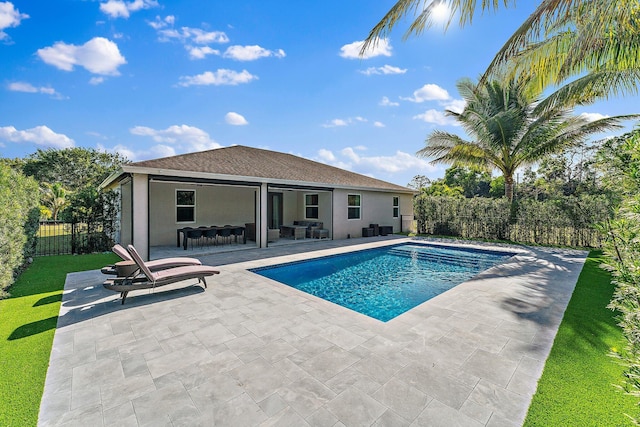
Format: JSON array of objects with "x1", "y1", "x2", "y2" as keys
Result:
[{"x1": 250, "y1": 243, "x2": 515, "y2": 322}]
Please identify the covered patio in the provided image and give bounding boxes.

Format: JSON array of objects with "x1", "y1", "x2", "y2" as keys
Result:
[{"x1": 100, "y1": 146, "x2": 415, "y2": 260}]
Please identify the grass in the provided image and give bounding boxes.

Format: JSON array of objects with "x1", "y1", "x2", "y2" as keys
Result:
[
  {"x1": 524, "y1": 251, "x2": 638, "y2": 426},
  {"x1": 0, "y1": 253, "x2": 119, "y2": 427}
]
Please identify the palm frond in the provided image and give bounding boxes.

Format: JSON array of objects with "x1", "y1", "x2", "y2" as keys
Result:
[
  {"x1": 361, "y1": 0, "x2": 515, "y2": 56},
  {"x1": 534, "y1": 69, "x2": 640, "y2": 114},
  {"x1": 481, "y1": 0, "x2": 578, "y2": 81},
  {"x1": 484, "y1": 0, "x2": 640, "y2": 87}
]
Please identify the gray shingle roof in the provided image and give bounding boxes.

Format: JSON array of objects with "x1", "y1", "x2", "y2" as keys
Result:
[{"x1": 129, "y1": 145, "x2": 412, "y2": 192}]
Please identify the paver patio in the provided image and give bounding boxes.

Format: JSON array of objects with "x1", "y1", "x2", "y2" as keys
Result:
[{"x1": 38, "y1": 237, "x2": 587, "y2": 426}]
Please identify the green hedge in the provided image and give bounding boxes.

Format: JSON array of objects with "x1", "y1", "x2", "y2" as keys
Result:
[
  {"x1": 414, "y1": 195, "x2": 609, "y2": 247},
  {"x1": 0, "y1": 164, "x2": 40, "y2": 298}
]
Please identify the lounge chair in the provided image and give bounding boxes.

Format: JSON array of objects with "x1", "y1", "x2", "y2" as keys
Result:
[
  {"x1": 101, "y1": 244, "x2": 202, "y2": 275},
  {"x1": 103, "y1": 245, "x2": 220, "y2": 304}
]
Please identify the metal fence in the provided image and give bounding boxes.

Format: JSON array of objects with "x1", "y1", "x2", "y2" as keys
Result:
[{"x1": 35, "y1": 221, "x2": 106, "y2": 256}]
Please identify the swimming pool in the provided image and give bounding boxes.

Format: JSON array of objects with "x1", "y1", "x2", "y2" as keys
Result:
[{"x1": 250, "y1": 243, "x2": 515, "y2": 322}]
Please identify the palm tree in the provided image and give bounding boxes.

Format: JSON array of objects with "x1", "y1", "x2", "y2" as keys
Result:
[
  {"x1": 417, "y1": 76, "x2": 637, "y2": 201},
  {"x1": 363, "y1": 0, "x2": 640, "y2": 107},
  {"x1": 41, "y1": 182, "x2": 69, "y2": 221}
]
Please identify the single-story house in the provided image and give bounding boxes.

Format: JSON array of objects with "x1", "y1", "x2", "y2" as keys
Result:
[{"x1": 100, "y1": 145, "x2": 416, "y2": 259}]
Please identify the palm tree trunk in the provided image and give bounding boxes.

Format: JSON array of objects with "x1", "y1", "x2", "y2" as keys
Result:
[{"x1": 505, "y1": 175, "x2": 514, "y2": 201}]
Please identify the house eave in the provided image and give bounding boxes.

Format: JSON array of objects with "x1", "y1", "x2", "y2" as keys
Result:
[{"x1": 103, "y1": 165, "x2": 415, "y2": 194}]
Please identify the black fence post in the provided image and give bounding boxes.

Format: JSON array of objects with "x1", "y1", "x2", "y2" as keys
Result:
[{"x1": 71, "y1": 222, "x2": 76, "y2": 255}]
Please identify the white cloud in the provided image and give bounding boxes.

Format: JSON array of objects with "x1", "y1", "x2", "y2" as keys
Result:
[
  {"x1": 8, "y1": 81, "x2": 60, "y2": 96},
  {"x1": 223, "y1": 45, "x2": 286, "y2": 61},
  {"x1": 149, "y1": 15, "x2": 174, "y2": 30},
  {"x1": 187, "y1": 46, "x2": 219, "y2": 59},
  {"x1": 225, "y1": 112, "x2": 248, "y2": 125},
  {"x1": 152, "y1": 20, "x2": 231, "y2": 59},
  {"x1": 341, "y1": 146, "x2": 361, "y2": 162},
  {"x1": 89, "y1": 76, "x2": 105, "y2": 85},
  {"x1": 0, "y1": 125, "x2": 74, "y2": 148},
  {"x1": 403, "y1": 83, "x2": 450, "y2": 102},
  {"x1": 322, "y1": 117, "x2": 370, "y2": 128},
  {"x1": 322, "y1": 119, "x2": 348, "y2": 128},
  {"x1": 98, "y1": 142, "x2": 179, "y2": 162},
  {"x1": 177, "y1": 69, "x2": 258, "y2": 87},
  {"x1": 444, "y1": 99, "x2": 466, "y2": 114},
  {"x1": 100, "y1": 0, "x2": 158, "y2": 19},
  {"x1": 580, "y1": 112, "x2": 609, "y2": 122},
  {"x1": 101, "y1": 143, "x2": 177, "y2": 161},
  {"x1": 158, "y1": 26, "x2": 229, "y2": 44},
  {"x1": 87, "y1": 131, "x2": 108, "y2": 140},
  {"x1": 340, "y1": 38, "x2": 392, "y2": 59},
  {"x1": 413, "y1": 109, "x2": 459, "y2": 126},
  {"x1": 37, "y1": 37, "x2": 126, "y2": 76},
  {"x1": 317, "y1": 148, "x2": 336, "y2": 162},
  {"x1": 379, "y1": 96, "x2": 399, "y2": 107},
  {"x1": 0, "y1": 1, "x2": 28, "y2": 40},
  {"x1": 360, "y1": 64, "x2": 407, "y2": 76},
  {"x1": 315, "y1": 146, "x2": 436, "y2": 176},
  {"x1": 373, "y1": 121, "x2": 385, "y2": 128},
  {"x1": 130, "y1": 124, "x2": 221, "y2": 153}
]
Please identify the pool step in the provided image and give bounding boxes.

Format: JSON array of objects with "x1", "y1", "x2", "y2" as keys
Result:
[{"x1": 387, "y1": 247, "x2": 498, "y2": 269}]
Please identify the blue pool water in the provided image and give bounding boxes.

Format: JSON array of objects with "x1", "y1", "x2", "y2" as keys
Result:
[{"x1": 250, "y1": 243, "x2": 515, "y2": 322}]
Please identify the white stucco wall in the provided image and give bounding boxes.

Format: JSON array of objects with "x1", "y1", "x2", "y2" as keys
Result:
[
  {"x1": 148, "y1": 182, "x2": 257, "y2": 246},
  {"x1": 132, "y1": 174, "x2": 149, "y2": 259},
  {"x1": 120, "y1": 179, "x2": 133, "y2": 246},
  {"x1": 332, "y1": 189, "x2": 412, "y2": 239}
]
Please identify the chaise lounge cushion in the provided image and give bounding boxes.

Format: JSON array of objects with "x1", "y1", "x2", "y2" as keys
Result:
[{"x1": 101, "y1": 244, "x2": 201, "y2": 275}]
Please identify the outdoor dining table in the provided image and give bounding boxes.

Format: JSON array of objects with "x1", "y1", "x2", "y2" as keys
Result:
[{"x1": 176, "y1": 225, "x2": 245, "y2": 250}]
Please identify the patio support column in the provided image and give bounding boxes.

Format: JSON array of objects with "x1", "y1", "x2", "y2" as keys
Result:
[
  {"x1": 132, "y1": 173, "x2": 149, "y2": 260},
  {"x1": 259, "y1": 183, "x2": 268, "y2": 248}
]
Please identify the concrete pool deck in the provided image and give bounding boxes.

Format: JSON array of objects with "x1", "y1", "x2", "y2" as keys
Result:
[{"x1": 38, "y1": 237, "x2": 587, "y2": 426}]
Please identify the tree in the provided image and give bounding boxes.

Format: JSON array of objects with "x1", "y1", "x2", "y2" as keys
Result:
[
  {"x1": 40, "y1": 182, "x2": 70, "y2": 221},
  {"x1": 407, "y1": 175, "x2": 431, "y2": 191},
  {"x1": 443, "y1": 165, "x2": 492, "y2": 198},
  {"x1": 489, "y1": 176, "x2": 505, "y2": 198},
  {"x1": 363, "y1": 1, "x2": 640, "y2": 108},
  {"x1": 22, "y1": 147, "x2": 128, "y2": 191},
  {"x1": 416, "y1": 76, "x2": 634, "y2": 201},
  {"x1": 423, "y1": 180, "x2": 464, "y2": 197},
  {"x1": 61, "y1": 186, "x2": 119, "y2": 254}
]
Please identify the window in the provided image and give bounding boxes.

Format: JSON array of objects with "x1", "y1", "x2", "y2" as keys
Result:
[
  {"x1": 176, "y1": 190, "x2": 195, "y2": 223},
  {"x1": 393, "y1": 196, "x2": 399, "y2": 218},
  {"x1": 348, "y1": 194, "x2": 361, "y2": 219},
  {"x1": 305, "y1": 194, "x2": 319, "y2": 219}
]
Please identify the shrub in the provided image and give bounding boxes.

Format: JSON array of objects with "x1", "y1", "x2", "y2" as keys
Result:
[
  {"x1": 414, "y1": 194, "x2": 608, "y2": 247},
  {"x1": 0, "y1": 164, "x2": 40, "y2": 297},
  {"x1": 599, "y1": 129, "x2": 640, "y2": 422}
]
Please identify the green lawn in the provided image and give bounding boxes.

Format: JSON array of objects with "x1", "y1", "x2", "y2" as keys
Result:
[
  {"x1": 524, "y1": 251, "x2": 638, "y2": 426},
  {"x1": 0, "y1": 253, "x2": 118, "y2": 427}
]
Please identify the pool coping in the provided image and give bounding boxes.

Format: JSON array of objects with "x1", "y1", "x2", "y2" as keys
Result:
[
  {"x1": 246, "y1": 240, "x2": 523, "y2": 323},
  {"x1": 38, "y1": 237, "x2": 587, "y2": 426}
]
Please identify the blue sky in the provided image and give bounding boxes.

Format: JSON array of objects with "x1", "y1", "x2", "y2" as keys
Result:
[{"x1": 1, "y1": 1, "x2": 636, "y2": 186}]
